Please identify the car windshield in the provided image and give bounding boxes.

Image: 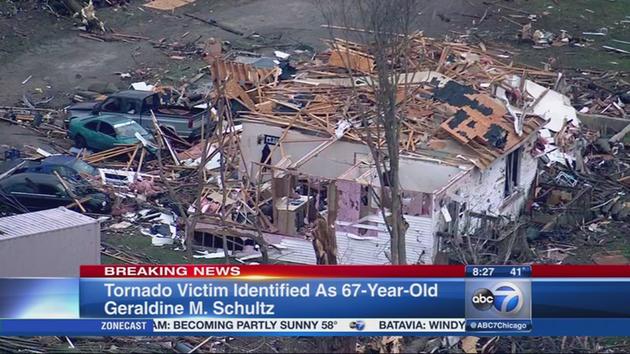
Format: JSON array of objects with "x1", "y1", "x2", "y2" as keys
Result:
[
  {"x1": 70, "y1": 159, "x2": 98, "y2": 176},
  {"x1": 113, "y1": 121, "x2": 147, "y2": 138}
]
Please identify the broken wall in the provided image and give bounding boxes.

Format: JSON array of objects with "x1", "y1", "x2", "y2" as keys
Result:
[
  {"x1": 240, "y1": 122, "x2": 370, "y2": 179},
  {"x1": 335, "y1": 179, "x2": 375, "y2": 236},
  {"x1": 352, "y1": 157, "x2": 469, "y2": 193},
  {"x1": 398, "y1": 158, "x2": 467, "y2": 193},
  {"x1": 402, "y1": 190, "x2": 432, "y2": 217},
  {"x1": 434, "y1": 134, "x2": 539, "y2": 233},
  {"x1": 334, "y1": 160, "x2": 449, "y2": 264}
]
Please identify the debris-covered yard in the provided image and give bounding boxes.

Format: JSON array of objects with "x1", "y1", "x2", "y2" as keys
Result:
[{"x1": 0, "y1": 0, "x2": 629, "y2": 352}]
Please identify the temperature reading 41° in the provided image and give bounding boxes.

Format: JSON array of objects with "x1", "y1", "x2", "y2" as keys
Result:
[
  {"x1": 510, "y1": 267, "x2": 522, "y2": 277},
  {"x1": 508, "y1": 266, "x2": 531, "y2": 278}
]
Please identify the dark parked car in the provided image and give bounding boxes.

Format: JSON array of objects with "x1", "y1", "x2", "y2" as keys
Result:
[
  {"x1": 3, "y1": 155, "x2": 99, "y2": 182},
  {"x1": 0, "y1": 173, "x2": 110, "y2": 214}
]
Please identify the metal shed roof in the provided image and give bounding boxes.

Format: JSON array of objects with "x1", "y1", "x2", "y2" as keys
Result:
[{"x1": 0, "y1": 207, "x2": 98, "y2": 241}]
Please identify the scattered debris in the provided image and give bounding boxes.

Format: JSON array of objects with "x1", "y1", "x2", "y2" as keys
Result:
[
  {"x1": 3, "y1": 28, "x2": 629, "y2": 269},
  {"x1": 0, "y1": 0, "x2": 629, "y2": 351}
]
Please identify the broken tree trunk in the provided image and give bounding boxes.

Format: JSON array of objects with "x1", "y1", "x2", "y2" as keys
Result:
[
  {"x1": 311, "y1": 182, "x2": 338, "y2": 265},
  {"x1": 311, "y1": 182, "x2": 355, "y2": 354},
  {"x1": 312, "y1": 216, "x2": 337, "y2": 265}
]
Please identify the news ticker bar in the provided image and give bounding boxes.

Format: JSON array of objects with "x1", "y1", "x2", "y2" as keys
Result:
[
  {"x1": 1, "y1": 318, "x2": 629, "y2": 336},
  {"x1": 152, "y1": 318, "x2": 466, "y2": 333}
]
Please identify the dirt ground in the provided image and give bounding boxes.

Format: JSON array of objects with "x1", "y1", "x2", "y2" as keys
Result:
[
  {"x1": 2, "y1": 0, "x2": 627, "y2": 111},
  {"x1": 0, "y1": 0, "x2": 482, "y2": 108}
]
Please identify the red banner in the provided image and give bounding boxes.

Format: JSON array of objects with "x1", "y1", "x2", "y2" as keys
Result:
[
  {"x1": 80, "y1": 264, "x2": 630, "y2": 278},
  {"x1": 80, "y1": 265, "x2": 465, "y2": 278}
]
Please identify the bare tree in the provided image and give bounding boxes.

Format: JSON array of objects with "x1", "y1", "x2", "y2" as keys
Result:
[
  {"x1": 153, "y1": 82, "x2": 271, "y2": 263},
  {"x1": 152, "y1": 110, "x2": 211, "y2": 261},
  {"x1": 321, "y1": 0, "x2": 420, "y2": 265},
  {"x1": 151, "y1": 81, "x2": 240, "y2": 261}
]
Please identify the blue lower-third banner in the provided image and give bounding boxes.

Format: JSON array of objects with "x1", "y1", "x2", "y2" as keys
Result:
[{"x1": 0, "y1": 272, "x2": 629, "y2": 336}]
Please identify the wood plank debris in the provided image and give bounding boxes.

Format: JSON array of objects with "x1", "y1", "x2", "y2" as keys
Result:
[{"x1": 144, "y1": 0, "x2": 195, "y2": 11}]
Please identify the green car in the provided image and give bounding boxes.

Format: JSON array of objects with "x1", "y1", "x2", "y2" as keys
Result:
[{"x1": 68, "y1": 114, "x2": 154, "y2": 151}]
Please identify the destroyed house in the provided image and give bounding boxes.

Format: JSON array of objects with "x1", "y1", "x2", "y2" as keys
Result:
[{"x1": 198, "y1": 42, "x2": 547, "y2": 265}]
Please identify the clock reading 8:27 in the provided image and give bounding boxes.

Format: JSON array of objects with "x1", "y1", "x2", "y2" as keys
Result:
[{"x1": 471, "y1": 267, "x2": 494, "y2": 277}]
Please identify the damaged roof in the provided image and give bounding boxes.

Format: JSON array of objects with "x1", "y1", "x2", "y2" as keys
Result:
[
  {"x1": 432, "y1": 80, "x2": 546, "y2": 167},
  {"x1": 222, "y1": 37, "x2": 548, "y2": 170}
]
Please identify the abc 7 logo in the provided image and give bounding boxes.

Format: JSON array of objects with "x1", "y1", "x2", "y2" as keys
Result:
[
  {"x1": 349, "y1": 320, "x2": 365, "y2": 331},
  {"x1": 471, "y1": 282, "x2": 524, "y2": 315}
]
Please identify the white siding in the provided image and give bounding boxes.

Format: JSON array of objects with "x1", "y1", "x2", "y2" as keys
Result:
[
  {"x1": 336, "y1": 214, "x2": 434, "y2": 265},
  {"x1": 440, "y1": 134, "x2": 537, "y2": 216},
  {"x1": 434, "y1": 135, "x2": 539, "y2": 230},
  {"x1": 405, "y1": 215, "x2": 435, "y2": 264},
  {"x1": 264, "y1": 214, "x2": 434, "y2": 265},
  {"x1": 266, "y1": 236, "x2": 317, "y2": 265}
]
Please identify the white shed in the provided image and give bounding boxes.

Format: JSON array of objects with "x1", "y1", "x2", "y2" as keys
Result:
[{"x1": 0, "y1": 207, "x2": 100, "y2": 277}]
